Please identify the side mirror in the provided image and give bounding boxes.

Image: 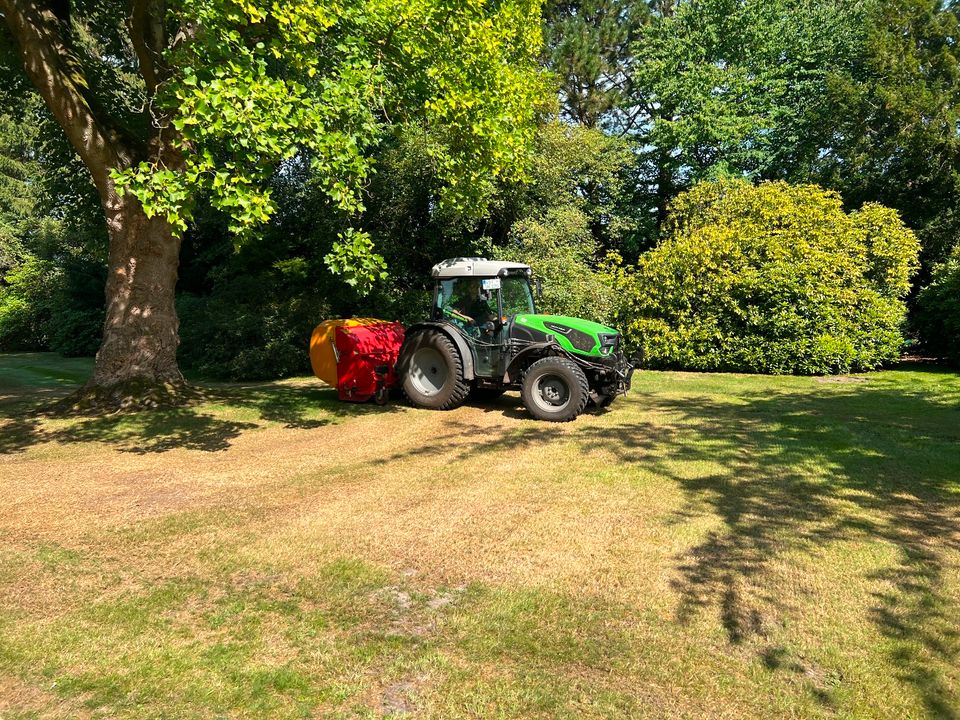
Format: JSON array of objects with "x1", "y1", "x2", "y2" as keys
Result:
[{"x1": 534, "y1": 277, "x2": 543, "y2": 299}]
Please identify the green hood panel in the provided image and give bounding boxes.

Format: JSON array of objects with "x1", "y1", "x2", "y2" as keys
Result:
[{"x1": 512, "y1": 314, "x2": 619, "y2": 358}]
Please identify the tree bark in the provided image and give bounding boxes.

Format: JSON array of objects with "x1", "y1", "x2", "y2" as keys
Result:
[{"x1": 94, "y1": 189, "x2": 183, "y2": 388}]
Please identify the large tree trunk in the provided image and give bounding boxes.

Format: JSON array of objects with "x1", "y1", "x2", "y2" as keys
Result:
[
  {"x1": 93, "y1": 192, "x2": 183, "y2": 389},
  {"x1": 2, "y1": 0, "x2": 188, "y2": 408}
]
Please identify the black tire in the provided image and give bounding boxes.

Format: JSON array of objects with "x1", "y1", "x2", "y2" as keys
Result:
[
  {"x1": 398, "y1": 330, "x2": 470, "y2": 410},
  {"x1": 520, "y1": 356, "x2": 589, "y2": 422},
  {"x1": 470, "y1": 386, "x2": 506, "y2": 403}
]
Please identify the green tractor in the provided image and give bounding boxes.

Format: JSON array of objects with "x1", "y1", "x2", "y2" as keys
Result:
[{"x1": 397, "y1": 258, "x2": 633, "y2": 422}]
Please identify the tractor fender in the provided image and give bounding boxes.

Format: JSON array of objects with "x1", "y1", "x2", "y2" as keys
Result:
[
  {"x1": 401, "y1": 322, "x2": 476, "y2": 381},
  {"x1": 503, "y1": 341, "x2": 562, "y2": 384}
]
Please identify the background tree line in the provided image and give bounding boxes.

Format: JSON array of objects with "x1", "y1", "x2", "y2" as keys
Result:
[{"x1": 2, "y1": 0, "x2": 958, "y2": 383}]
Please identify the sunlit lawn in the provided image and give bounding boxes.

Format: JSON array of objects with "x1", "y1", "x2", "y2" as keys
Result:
[{"x1": 1, "y1": 352, "x2": 959, "y2": 719}]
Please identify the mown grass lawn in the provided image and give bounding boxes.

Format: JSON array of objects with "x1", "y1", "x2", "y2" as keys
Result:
[{"x1": 1, "y1": 352, "x2": 959, "y2": 719}]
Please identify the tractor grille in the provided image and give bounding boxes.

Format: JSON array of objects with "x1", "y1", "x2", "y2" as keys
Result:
[{"x1": 544, "y1": 322, "x2": 596, "y2": 353}]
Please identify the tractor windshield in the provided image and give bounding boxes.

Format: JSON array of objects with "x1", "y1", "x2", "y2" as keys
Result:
[
  {"x1": 434, "y1": 273, "x2": 535, "y2": 329},
  {"x1": 501, "y1": 275, "x2": 535, "y2": 317}
]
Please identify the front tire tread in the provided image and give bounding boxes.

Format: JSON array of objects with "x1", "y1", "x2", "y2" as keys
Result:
[{"x1": 520, "y1": 356, "x2": 589, "y2": 422}]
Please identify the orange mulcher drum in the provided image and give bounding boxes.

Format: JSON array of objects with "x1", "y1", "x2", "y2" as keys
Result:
[{"x1": 309, "y1": 319, "x2": 406, "y2": 403}]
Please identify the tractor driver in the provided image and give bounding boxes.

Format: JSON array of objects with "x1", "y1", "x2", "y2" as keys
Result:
[{"x1": 450, "y1": 278, "x2": 496, "y2": 334}]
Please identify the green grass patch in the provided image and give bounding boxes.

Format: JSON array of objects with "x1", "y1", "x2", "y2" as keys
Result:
[{"x1": 0, "y1": 353, "x2": 93, "y2": 390}]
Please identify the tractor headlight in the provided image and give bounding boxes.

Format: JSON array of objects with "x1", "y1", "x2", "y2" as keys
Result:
[{"x1": 598, "y1": 333, "x2": 619, "y2": 356}]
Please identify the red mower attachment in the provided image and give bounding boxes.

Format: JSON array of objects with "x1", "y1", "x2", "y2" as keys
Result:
[{"x1": 310, "y1": 319, "x2": 405, "y2": 403}]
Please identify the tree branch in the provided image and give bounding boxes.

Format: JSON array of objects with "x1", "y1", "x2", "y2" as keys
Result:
[
  {"x1": 129, "y1": 0, "x2": 166, "y2": 96},
  {"x1": 0, "y1": 0, "x2": 130, "y2": 194}
]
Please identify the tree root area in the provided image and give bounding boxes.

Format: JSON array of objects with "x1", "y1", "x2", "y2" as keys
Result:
[{"x1": 47, "y1": 379, "x2": 199, "y2": 416}]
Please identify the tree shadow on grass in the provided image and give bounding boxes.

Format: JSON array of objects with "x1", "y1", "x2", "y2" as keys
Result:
[
  {"x1": 374, "y1": 368, "x2": 960, "y2": 715},
  {"x1": 574, "y1": 373, "x2": 960, "y2": 716},
  {"x1": 47, "y1": 409, "x2": 262, "y2": 454},
  {"x1": 0, "y1": 381, "x2": 403, "y2": 454}
]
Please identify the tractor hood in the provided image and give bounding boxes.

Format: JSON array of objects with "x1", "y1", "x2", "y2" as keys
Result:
[{"x1": 512, "y1": 314, "x2": 621, "y2": 359}]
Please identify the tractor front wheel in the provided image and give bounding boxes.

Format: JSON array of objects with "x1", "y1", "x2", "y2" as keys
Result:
[
  {"x1": 399, "y1": 330, "x2": 470, "y2": 410},
  {"x1": 521, "y1": 357, "x2": 589, "y2": 422}
]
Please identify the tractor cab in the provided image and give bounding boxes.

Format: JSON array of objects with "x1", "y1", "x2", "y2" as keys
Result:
[
  {"x1": 432, "y1": 259, "x2": 536, "y2": 327},
  {"x1": 431, "y1": 259, "x2": 536, "y2": 377}
]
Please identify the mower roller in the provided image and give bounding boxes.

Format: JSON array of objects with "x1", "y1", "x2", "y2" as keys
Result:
[{"x1": 310, "y1": 258, "x2": 634, "y2": 422}]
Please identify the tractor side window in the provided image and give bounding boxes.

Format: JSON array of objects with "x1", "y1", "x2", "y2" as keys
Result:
[
  {"x1": 437, "y1": 278, "x2": 496, "y2": 333},
  {"x1": 436, "y1": 280, "x2": 456, "y2": 318},
  {"x1": 438, "y1": 279, "x2": 470, "y2": 319},
  {"x1": 501, "y1": 276, "x2": 535, "y2": 317}
]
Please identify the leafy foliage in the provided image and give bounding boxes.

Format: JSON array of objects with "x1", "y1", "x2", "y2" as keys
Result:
[
  {"x1": 628, "y1": 0, "x2": 867, "y2": 227},
  {"x1": 0, "y1": 97, "x2": 105, "y2": 355},
  {"x1": 916, "y1": 245, "x2": 960, "y2": 363},
  {"x1": 499, "y1": 122, "x2": 638, "y2": 322},
  {"x1": 0, "y1": 251, "x2": 104, "y2": 356},
  {"x1": 113, "y1": 0, "x2": 549, "y2": 286},
  {"x1": 177, "y1": 280, "x2": 329, "y2": 381},
  {"x1": 510, "y1": 121, "x2": 642, "y2": 255},
  {"x1": 324, "y1": 230, "x2": 387, "y2": 290},
  {"x1": 0, "y1": 111, "x2": 35, "y2": 269},
  {"x1": 542, "y1": 0, "x2": 647, "y2": 132},
  {"x1": 0, "y1": 256, "x2": 55, "y2": 350},
  {"x1": 510, "y1": 207, "x2": 617, "y2": 323},
  {"x1": 816, "y1": 0, "x2": 960, "y2": 274},
  {"x1": 615, "y1": 180, "x2": 920, "y2": 374}
]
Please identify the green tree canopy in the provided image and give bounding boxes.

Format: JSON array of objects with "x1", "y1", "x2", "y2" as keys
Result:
[
  {"x1": 542, "y1": 0, "x2": 647, "y2": 132},
  {"x1": 917, "y1": 244, "x2": 960, "y2": 362},
  {"x1": 628, "y1": 0, "x2": 867, "y2": 228},
  {"x1": 816, "y1": 0, "x2": 960, "y2": 273}
]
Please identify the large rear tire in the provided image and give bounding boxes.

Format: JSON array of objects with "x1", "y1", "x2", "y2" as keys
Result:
[
  {"x1": 399, "y1": 330, "x2": 470, "y2": 410},
  {"x1": 521, "y1": 356, "x2": 589, "y2": 422}
]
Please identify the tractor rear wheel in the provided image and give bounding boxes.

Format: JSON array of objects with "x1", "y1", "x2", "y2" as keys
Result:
[
  {"x1": 521, "y1": 356, "x2": 589, "y2": 422},
  {"x1": 399, "y1": 330, "x2": 470, "y2": 410}
]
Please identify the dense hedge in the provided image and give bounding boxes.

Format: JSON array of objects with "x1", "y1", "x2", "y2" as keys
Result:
[
  {"x1": 615, "y1": 180, "x2": 919, "y2": 374},
  {"x1": 0, "y1": 254, "x2": 104, "y2": 356},
  {"x1": 917, "y1": 244, "x2": 960, "y2": 363}
]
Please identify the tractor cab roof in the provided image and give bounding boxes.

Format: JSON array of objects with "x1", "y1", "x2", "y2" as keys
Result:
[{"x1": 432, "y1": 258, "x2": 531, "y2": 279}]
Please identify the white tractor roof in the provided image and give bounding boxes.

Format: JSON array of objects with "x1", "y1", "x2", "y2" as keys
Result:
[{"x1": 432, "y1": 257, "x2": 531, "y2": 279}]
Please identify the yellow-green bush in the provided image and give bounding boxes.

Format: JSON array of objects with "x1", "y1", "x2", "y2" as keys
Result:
[{"x1": 615, "y1": 180, "x2": 919, "y2": 374}]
